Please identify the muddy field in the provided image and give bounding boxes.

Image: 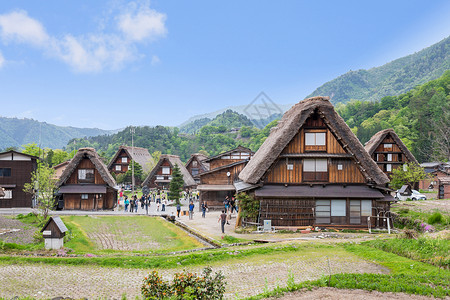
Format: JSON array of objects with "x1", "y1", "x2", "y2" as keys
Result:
[{"x1": 0, "y1": 252, "x2": 388, "y2": 299}]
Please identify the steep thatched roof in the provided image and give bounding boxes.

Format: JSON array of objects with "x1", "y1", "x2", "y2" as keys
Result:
[
  {"x1": 239, "y1": 96, "x2": 390, "y2": 185},
  {"x1": 203, "y1": 145, "x2": 254, "y2": 163},
  {"x1": 364, "y1": 129, "x2": 418, "y2": 164},
  {"x1": 108, "y1": 146, "x2": 155, "y2": 173},
  {"x1": 57, "y1": 148, "x2": 117, "y2": 188},
  {"x1": 185, "y1": 153, "x2": 210, "y2": 172},
  {"x1": 142, "y1": 154, "x2": 196, "y2": 187}
]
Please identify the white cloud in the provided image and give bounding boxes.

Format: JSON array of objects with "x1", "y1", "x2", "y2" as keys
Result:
[
  {"x1": 151, "y1": 54, "x2": 160, "y2": 65},
  {"x1": 118, "y1": 4, "x2": 167, "y2": 42},
  {"x1": 0, "y1": 10, "x2": 49, "y2": 46},
  {"x1": 0, "y1": 51, "x2": 4, "y2": 68},
  {"x1": 0, "y1": 3, "x2": 167, "y2": 73}
]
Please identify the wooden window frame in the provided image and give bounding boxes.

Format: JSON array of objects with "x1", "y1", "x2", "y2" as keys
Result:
[
  {"x1": 0, "y1": 168, "x2": 12, "y2": 177},
  {"x1": 78, "y1": 169, "x2": 95, "y2": 184},
  {"x1": 303, "y1": 159, "x2": 328, "y2": 182},
  {"x1": 304, "y1": 130, "x2": 327, "y2": 152}
]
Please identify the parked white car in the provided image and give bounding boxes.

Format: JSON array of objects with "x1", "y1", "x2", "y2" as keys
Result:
[{"x1": 395, "y1": 189, "x2": 426, "y2": 201}]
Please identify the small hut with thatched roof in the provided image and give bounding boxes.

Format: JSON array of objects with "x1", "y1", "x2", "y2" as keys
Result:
[
  {"x1": 185, "y1": 153, "x2": 210, "y2": 185},
  {"x1": 364, "y1": 128, "x2": 418, "y2": 177},
  {"x1": 142, "y1": 154, "x2": 196, "y2": 190},
  {"x1": 108, "y1": 146, "x2": 155, "y2": 184},
  {"x1": 197, "y1": 146, "x2": 254, "y2": 210},
  {"x1": 238, "y1": 96, "x2": 393, "y2": 228},
  {"x1": 56, "y1": 148, "x2": 117, "y2": 210}
]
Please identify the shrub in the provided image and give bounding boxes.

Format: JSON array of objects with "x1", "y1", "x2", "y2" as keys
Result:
[
  {"x1": 428, "y1": 212, "x2": 444, "y2": 225},
  {"x1": 141, "y1": 267, "x2": 226, "y2": 300}
]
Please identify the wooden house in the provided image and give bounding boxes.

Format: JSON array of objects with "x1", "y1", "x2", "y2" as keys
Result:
[
  {"x1": 197, "y1": 146, "x2": 254, "y2": 210},
  {"x1": 0, "y1": 150, "x2": 38, "y2": 208},
  {"x1": 56, "y1": 148, "x2": 117, "y2": 210},
  {"x1": 238, "y1": 96, "x2": 393, "y2": 228},
  {"x1": 108, "y1": 146, "x2": 154, "y2": 184},
  {"x1": 142, "y1": 154, "x2": 196, "y2": 190},
  {"x1": 52, "y1": 160, "x2": 70, "y2": 180},
  {"x1": 364, "y1": 129, "x2": 418, "y2": 177},
  {"x1": 185, "y1": 153, "x2": 210, "y2": 185},
  {"x1": 41, "y1": 216, "x2": 68, "y2": 249},
  {"x1": 419, "y1": 162, "x2": 450, "y2": 190}
]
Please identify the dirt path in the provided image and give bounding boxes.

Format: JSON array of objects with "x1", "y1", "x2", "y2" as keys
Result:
[
  {"x1": 0, "y1": 251, "x2": 388, "y2": 299},
  {"x1": 273, "y1": 287, "x2": 440, "y2": 299}
]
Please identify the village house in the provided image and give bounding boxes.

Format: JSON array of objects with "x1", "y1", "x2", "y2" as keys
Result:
[
  {"x1": 142, "y1": 154, "x2": 196, "y2": 190},
  {"x1": 0, "y1": 150, "x2": 38, "y2": 208},
  {"x1": 108, "y1": 146, "x2": 155, "y2": 184},
  {"x1": 364, "y1": 128, "x2": 418, "y2": 177},
  {"x1": 52, "y1": 160, "x2": 70, "y2": 180},
  {"x1": 418, "y1": 162, "x2": 450, "y2": 191},
  {"x1": 238, "y1": 96, "x2": 393, "y2": 228},
  {"x1": 185, "y1": 153, "x2": 210, "y2": 185},
  {"x1": 56, "y1": 148, "x2": 117, "y2": 210},
  {"x1": 197, "y1": 146, "x2": 254, "y2": 210}
]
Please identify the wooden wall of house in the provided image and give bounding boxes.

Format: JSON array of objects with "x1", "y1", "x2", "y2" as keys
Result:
[
  {"x1": 201, "y1": 163, "x2": 246, "y2": 185},
  {"x1": 264, "y1": 125, "x2": 366, "y2": 184},
  {"x1": 156, "y1": 159, "x2": 172, "y2": 175},
  {"x1": 66, "y1": 158, "x2": 107, "y2": 185},
  {"x1": 64, "y1": 190, "x2": 115, "y2": 210},
  {"x1": 210, "y1": 159, "x2": 245, "y2": 170},
  {"x1": 110, "y1": 149, "x2": 130, "y2": 174},
  {"x1": 0, "y1": 160, "x2": 36, "y2": 208}
]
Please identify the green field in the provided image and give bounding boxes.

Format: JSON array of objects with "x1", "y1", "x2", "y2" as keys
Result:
[{"x1": 61, "y1": 215, "x2": 205, "y2": 254}]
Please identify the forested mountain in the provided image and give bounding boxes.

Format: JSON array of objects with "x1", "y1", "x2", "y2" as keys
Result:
[
  {"x1": 0, "y1": 117, "x2": 115, "y2": 150},
  {"x1": 179, "y1": 110, "x2": 254, "y2": 134},
  {"x1": 65, "y1": 71, "x2": 450, "y2": 164},
  {"x1": 337, "y1": 70, "x2": 450, "y2": 162},
  {"x1": 308, "y1": 36, "x2": 450, "y2": 104}
]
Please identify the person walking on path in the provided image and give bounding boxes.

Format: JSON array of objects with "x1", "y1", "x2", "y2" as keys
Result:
[
  {"x1": 176, "y1": 203, "x2": 181, "y2": 218},
  {"x1": 188, "y1": 201, "x2": 194, "y2": 220},
  {"x1": 124, "y1": 196, "x2": 129, "y2": 212},
  {"x1": 201, "y1": 202, "x2": 207, "y2": 218},
  {"x1": 218, "y1": 210, "x2": 227, "y2": 234},
  {"x1": 162, "y1": 199, "x2": 166, "y2": 211},
  {"x1": 145, "y1": 197, "x2": 149, "y2": 215}
]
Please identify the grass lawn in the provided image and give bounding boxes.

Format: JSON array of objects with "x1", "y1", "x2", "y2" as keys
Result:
[{"x1": 61, "y1": 215, "x2": 205, "y2": 254}]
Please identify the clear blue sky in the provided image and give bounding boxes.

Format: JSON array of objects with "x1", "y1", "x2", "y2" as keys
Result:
[{"x1": 0, "y1": 0, "x2": 449, "y2": 130}]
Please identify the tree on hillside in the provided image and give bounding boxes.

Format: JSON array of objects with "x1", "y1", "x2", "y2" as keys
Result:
[
  {"x1": 390, "y1": 162, "x2": 428, "y2": 190},
  {"x1": 169, "y1": 165, "x2": 184, "y2": 204}
]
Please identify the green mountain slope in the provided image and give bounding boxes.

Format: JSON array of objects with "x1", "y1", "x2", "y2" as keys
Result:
[
  {"x1": 0, "y1": 117, "x2": 115, "y2": 150},
  {"x1": 308, "y1": 36, "x2": 450, "y2": 104},
  {"x1": 179, "y1": 109, "x2": 255, "y2": 134}
]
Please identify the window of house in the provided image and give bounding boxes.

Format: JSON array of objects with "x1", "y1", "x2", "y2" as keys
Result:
[
  {"x1": 162, "y1": 167, "x2": 170, "y2": 175},
  {"x1": 398, "y1": 153, "x2": 402, "y2": 162},
  {"x1": 303, "y1": 159, "x2": 328, "y2": 181},
  {"x1": 192, "y1": 161, "x2": 198, "y2": 167},
  {"x1": 0, "y1": 168, "x2": 11, "y2": 177},
  {"x1": 287, "y1": 164, "x2": 294, "y2": 170},
  {"x1": 156, "y1": 176, "x2": 164, "y2": 180},
  {"x1": 350, "y1": 200, "x2": 361, "y2": 224},
  {"x1": 121, "y1": 157, "x2": 127, "y2": 163},
  {"x1": 115, "y1": 165, "x2": 121, "y2": 171},
  {"x1": 305, "y1": 132, "x2": 326, "y2": 146},
  {"x1": 337, "y1": 164, "x2": 343, "y2": 170},
  {"x1": 191, "y1": 168, "x2": 199, "y2": 176},
  {"x1": 387, "y1": 154, "x2": 392, "y2": 161},
  {"x1": 386, "y1": 164, "x2": 392, "y2": 172},
  {"x1": 78, "y1": 169, "x2": 95, "y2": 183},
  {"x1": 315, "y1": 200, "x2": 330, "y2": 224},
  {"x1": 0, "y1": 190, "x2": 12, "y2": 199},
  {"x1": 361, "y1": 200, "x2": 372, "y2": 216},
  {"x1": 331, "y1": 200, "x2": 346, "y2": 216},
  {"x1": 384, "y1": 143, "x2": 393, "y2": 149},
  {"x1": 81, "y1": 194, "x2": 88, "y2": 200}
]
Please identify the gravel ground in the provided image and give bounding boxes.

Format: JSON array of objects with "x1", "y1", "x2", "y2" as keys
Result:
[
  {"x1": 0, "y1": 252, "x2": 388, "y2": 299},
  {"x1": 273, "y1": 287, "x2": 443, "y2": 299},
  {"x1": 0, "y1": 215, "x2": 36, "y2": 245},
  {"x1": 393, "y1": 199, "x2": 450, "y2": 214}
]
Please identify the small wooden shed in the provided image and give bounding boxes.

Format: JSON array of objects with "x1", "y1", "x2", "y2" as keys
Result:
[{"x1": 40, "y1": 216, "x2": 68, "y2": 250}]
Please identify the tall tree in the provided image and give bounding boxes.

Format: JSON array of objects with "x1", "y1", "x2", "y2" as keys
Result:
[
  {"x1": 390, "y1": 162, "x2": 428, "y2": 190},
  {"x1": 169, "y1": 165, "x2": 184, "y2": 204}
]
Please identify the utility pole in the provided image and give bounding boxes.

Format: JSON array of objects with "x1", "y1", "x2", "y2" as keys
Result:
[{"x1": 130, "y1": 126, "x2": 135, "y2": 194}]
